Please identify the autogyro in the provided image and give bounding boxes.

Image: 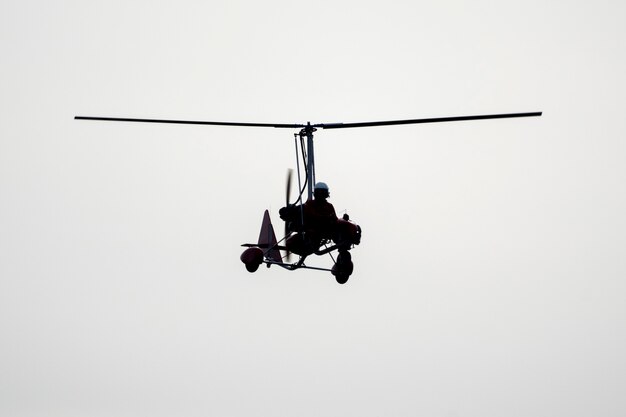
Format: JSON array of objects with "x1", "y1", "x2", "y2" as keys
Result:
[{"x1": 75, "y1": 111, "x2": 541, "y2": 284}]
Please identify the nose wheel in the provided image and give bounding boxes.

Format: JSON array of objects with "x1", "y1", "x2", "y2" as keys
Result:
[{"x1": 332, "y1": 250, "x2": 353, "y2": 284}]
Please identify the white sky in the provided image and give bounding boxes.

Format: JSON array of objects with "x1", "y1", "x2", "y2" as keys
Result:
[{"x1": 1, "y1": 1, "x2": 625, "y2": 416}]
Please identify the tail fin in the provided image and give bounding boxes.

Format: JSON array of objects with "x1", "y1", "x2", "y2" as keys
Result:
[{"x1": 258, "y1": 210, "x2": 282, "y2": 262}]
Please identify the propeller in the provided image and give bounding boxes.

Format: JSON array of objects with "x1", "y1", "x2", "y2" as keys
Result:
[
  {"x1": 285, "y1": 169, "x2": 293, "y2": 262},
  {"x1": 286, "y1": 168, "x2": 292, "y2": 207}
]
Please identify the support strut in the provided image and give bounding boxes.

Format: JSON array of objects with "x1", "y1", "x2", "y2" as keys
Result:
[{"x1": 304, "y1": 122, "x2": 316, "y2": 201}]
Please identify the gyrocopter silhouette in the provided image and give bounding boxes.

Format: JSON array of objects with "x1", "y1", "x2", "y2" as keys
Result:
[{"x1": 75, "y1": 111, "x2": 542, "y2": 284}]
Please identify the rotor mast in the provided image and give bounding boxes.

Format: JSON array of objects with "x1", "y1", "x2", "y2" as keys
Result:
[{"x1": 304, "y1": 122, "x2": 316, "y2": 201}]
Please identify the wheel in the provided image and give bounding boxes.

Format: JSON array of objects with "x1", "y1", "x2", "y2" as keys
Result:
[
  {"x1": 331, "y1": 250, "x2": 353, "y2": 282},
  {"x1": 335, "y1": 274, "x2": 349, "y2": 284},
  {"x1": 245, "y1": 262, "x2": 260, "y2": 273},
  {"x1": 241, "y1": 247, "x2": 263, "y2": 273}
]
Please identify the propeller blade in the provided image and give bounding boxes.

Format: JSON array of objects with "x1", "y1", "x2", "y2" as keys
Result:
[
  {"x1": 74, "y1": 116, "x2": 305, "y2": 129},
  {"x1": 286, "y1": 169, "x2": 292, "y2": 206},
  {"x1": 314, "y1": 111, "x2": 542, "y2": 129},
  {"x1": 285, "y1": 169, "x2": 293, "y2": 262}
]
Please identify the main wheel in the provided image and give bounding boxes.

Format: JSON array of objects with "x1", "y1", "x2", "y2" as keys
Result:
[
  {"x1": 335, "y1": 274, "x2": 349, "y2": 284},
  {"x1": 241, "y1": 247, "x2": 263, "y2": 273}
]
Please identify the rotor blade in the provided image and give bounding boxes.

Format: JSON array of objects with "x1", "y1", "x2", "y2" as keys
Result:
[
  {"x1": 314, "y1": 112, "x2": 542, "y2": 129},
  {"x1": 74, "y1": 116, "x2": 305, "y2": 129}
]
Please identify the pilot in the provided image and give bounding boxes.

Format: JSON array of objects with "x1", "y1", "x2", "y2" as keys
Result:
[{"x1": 303, "y1": 182, "x2": 338, "y2": 242}]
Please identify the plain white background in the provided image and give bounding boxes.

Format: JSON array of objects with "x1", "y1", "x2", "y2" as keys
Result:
[{"x1": 1, "y1": 1, "x2": 625, "y2": 416}]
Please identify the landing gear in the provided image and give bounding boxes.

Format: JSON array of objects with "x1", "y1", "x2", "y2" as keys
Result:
[
  {"x1": 332, "y1": 250, "x2": 353, "y2": 284},
  {"x1": 335, "y1": 274, "x2": 350, "y2": 284},
  {"x1": 240, "y1": 247, "x2": 263, "y2": 273}
]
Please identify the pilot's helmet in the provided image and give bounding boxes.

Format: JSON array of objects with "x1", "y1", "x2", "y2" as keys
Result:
[{"x1": 314, "y1": 182, "x2": 330, "y2": 198}]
